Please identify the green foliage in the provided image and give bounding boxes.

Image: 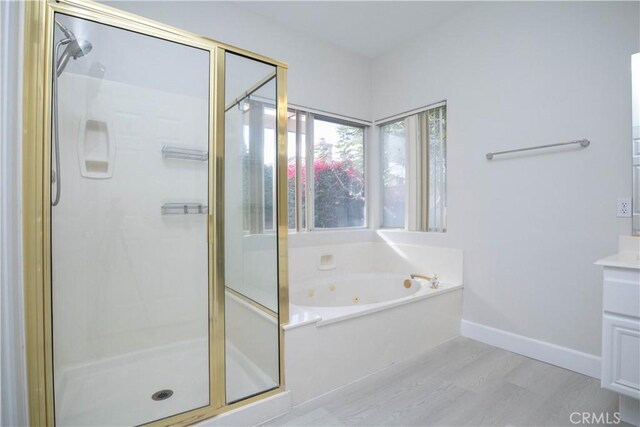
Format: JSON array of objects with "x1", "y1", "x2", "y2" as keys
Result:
[
  {"x1": 335, "y1": 125, "x2": 364, "y2": 174},
  {"x1": 286, "y1": 160, "x2": 365, "y2": 229},
  {"x1": 313, "y1": 161, "x2": 364, "y2": 228},
  {"x1": 250, "y1": 122, "x2": 367, "y2": 232}
]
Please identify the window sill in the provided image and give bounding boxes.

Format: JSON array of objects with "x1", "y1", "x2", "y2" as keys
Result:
[{"x1": 288, "y1": 228, "x2": 375, "y2": 247}]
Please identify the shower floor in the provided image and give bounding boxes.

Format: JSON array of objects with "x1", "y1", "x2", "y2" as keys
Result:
[{"x1": 55, "y1": 339, "x2": 276, "y2": 426}]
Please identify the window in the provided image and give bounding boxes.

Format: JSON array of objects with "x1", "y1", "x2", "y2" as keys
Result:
[
  {"x1": 287, "y1": 110, "x2": 307, "y2": 231},
  {"x1": 286, "y1": 110, "x2": 301, "y2": 230},
  {"x1": 381, "y1": 103, "x2": 447, "y2": 232},
  {"x1": 313, "y1": 118, "x2": 365, "y2": 228},
  {"x1": 287, "y1": 111, "x2": 367, "y2": 231},
  {"x1": 231, "y1": 98, "x2": 278, "y2": 235},
  {"x1": 381, "y1": 120, "x2": 406, "y2": 228},
  {"x1": 426, "y1": 106, "x2": 446, "y2": 232}
]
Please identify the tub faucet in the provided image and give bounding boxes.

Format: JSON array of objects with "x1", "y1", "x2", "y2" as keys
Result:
[
  {"x1": 409, "y1": 273, "x2": 439, "y2": 289},
  {"x1": 429, "y1": 274, "x2": 439, "y2": 289}
]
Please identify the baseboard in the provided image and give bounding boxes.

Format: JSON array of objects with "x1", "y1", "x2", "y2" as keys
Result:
[
  {"x1": 461, "y1": 320, "x2": 601, "y2": 379},
  {"x1": 197, "y1": 391, "x2": 291, "y2": 426}
]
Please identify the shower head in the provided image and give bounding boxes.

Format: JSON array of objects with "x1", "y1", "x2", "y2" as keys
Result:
[{"x1": 55, "y1": 20, "x2": 92, "y2": 77}]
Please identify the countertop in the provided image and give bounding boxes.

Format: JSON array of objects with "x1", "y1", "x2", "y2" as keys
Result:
[{"x1": 595, "y1": 251, "x2": 640, "y2": 270}]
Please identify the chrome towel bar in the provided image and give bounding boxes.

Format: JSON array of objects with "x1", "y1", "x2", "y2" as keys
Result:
[{"x1": 486, "y1": 138, "x2": 590, "y2": 160}]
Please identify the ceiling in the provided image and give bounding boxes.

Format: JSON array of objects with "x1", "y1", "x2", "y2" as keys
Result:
[{"x1": 231, "y1": 1, "x2": 473, "y2": 58}]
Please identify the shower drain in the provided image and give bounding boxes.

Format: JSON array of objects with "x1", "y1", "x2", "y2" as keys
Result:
[{"x1": 151, "y1": 389, "x2": 174, "y2": 401}]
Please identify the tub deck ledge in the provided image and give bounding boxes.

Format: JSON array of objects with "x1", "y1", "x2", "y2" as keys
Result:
[{"x1": 284, "y1": 282, "x2": 463, "y2": 330}]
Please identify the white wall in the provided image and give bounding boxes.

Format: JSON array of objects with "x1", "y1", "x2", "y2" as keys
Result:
[
  {"x1": 59, "y1": 14, "x2": 209, "y2": 99},
  {"x1": 102, "y1": 1, "x2": 373, "y2": 122},
  {"x1": 53, "y1": 72, "x2": 210, "y2": 369},
  {"x1": 372, "y1": 1, "x2": 639, "y2": 356},
  {"x1": 0, "y1": 1, "x2": 29, "y2": 425},
  {"x1": 288, "y1": 234, "x2": 463, "y2": 294}
]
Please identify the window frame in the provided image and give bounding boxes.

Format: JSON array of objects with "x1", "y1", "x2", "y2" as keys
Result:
[
  {"x1": 239, "y1": 98, "x2": 278, "y2": 236},
  {"x1": 287, "y1": 108, "x2": 369, "y2": 232},
  {"x1": 378, "y1": 101, "x2": 447, "y2": 232}
]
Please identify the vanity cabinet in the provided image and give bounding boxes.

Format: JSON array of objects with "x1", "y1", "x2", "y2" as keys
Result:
[
  {"x1": 601, "y1": 267, "x2": 640, "y2": 398},
  {"x1": 597, "y1": 248, "x2": 640, "y2": 427},
  {"x1": 602, "y1": 314, "x2": 640, "y2": 396}
]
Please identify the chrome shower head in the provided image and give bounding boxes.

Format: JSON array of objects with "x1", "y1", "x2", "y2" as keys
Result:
[
  {"x1": 73, "y1": 39, "x2": 92, "y2": 59},
  {"x1": 55, "y1": 20, "x2": 92, "y2": 77}
]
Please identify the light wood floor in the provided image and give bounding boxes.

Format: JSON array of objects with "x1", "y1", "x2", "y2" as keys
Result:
[{"x1": 263, "y1": 337, "x2": 626, "y2": 427}]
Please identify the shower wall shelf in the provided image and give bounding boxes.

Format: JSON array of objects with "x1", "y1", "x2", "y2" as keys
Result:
[
  {"x1": 161, "y1": 202, "x2": 208, "y2": 215},
  {"x1": 78, "y1": 118, "x2": 114, "y2": 179},
  {"x1": 162, "y1": 145, "x2": 208, "y2": 161}
]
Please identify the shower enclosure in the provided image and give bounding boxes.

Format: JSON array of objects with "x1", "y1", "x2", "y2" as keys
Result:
[{"x1": 22, "y1": 1, "x2": 288, "y2": 426}]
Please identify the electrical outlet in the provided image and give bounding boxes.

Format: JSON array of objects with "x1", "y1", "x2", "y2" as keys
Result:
[{"x1": 617, "y1": 198, "x2": 632, "y2": 218}]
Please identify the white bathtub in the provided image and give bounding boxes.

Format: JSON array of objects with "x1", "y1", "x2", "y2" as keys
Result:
[
  {"x1": 284, "y1": 272, "x2": 463, "y2": 405},
  {"x1": 289, "y1": 273, "x2": 462, "y2": 326}
]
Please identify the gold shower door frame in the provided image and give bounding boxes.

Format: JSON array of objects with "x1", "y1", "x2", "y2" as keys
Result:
[{"x1": 22, "y1": 1, "x2": 289, "y2": 425}]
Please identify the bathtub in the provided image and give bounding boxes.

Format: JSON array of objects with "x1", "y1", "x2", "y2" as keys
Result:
[
  {"x1": 284, "y1": 272, "x2": 463, "y2": 405},
  {"x1": 289, "y1": 273, "x2": 462, "y2": 326}
]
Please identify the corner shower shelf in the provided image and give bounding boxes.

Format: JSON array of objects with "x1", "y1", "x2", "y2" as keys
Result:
[
  {"x1": 162, "y1": 145, "x2": 208, "y2": 161},
  {"x1": 161, "y1": 203, "x2": 208, "y2": 215}
]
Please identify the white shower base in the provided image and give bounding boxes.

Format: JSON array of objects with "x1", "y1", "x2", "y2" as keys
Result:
[{"x1": 55, "y1": 339, "x2": 275, "y2": 426}]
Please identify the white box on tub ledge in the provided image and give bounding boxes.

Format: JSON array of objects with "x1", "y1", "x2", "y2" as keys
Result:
[{"x1": 284, "y1": 273, "x2": 463, "y2": 405}]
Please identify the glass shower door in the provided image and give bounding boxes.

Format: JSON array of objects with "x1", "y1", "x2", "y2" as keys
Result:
[
  {"x1": 224, "y1": 52, "x2": 280, "y2": 403},
  {"x1": 50, "y1": 13, "x2": 211, "y2": 426}
]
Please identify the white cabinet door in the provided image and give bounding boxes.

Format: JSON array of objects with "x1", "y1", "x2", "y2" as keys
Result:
[{"x1": 602, "y1": 314, "x2": 640, "y2": 399}]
